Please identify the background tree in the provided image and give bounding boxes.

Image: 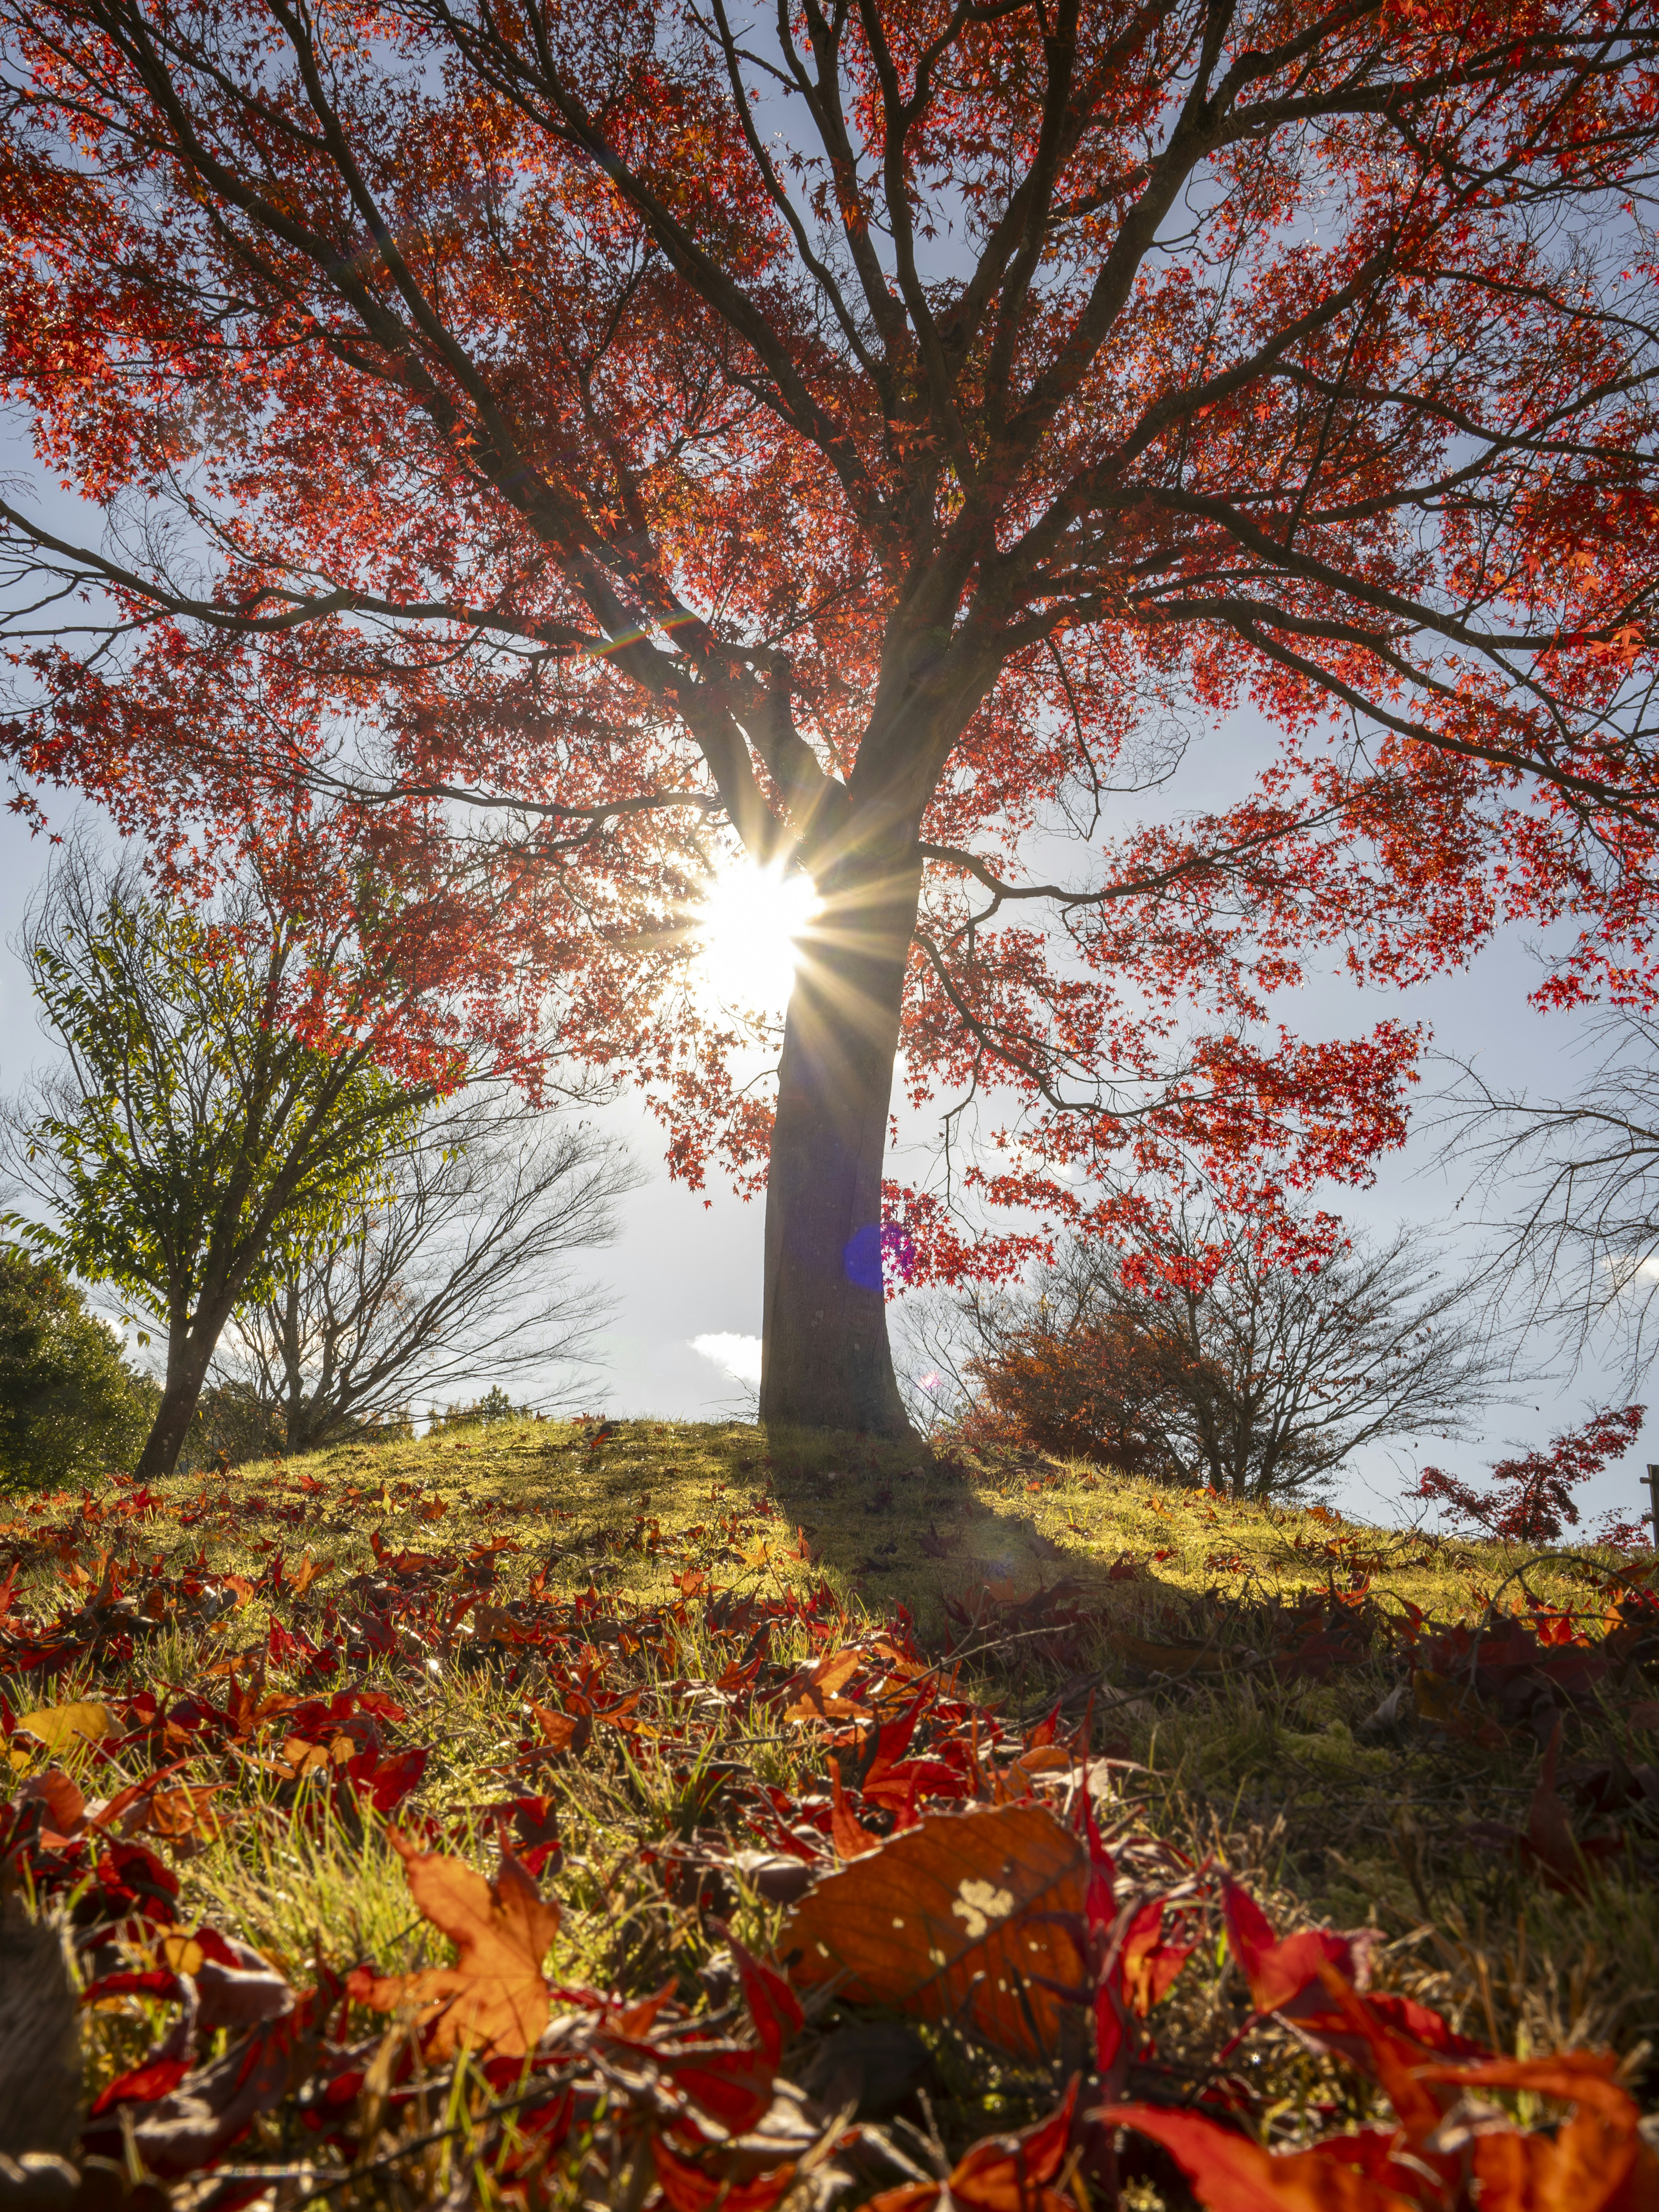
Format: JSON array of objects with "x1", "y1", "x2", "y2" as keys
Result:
[
  {"x1": 921, "y1": 1211, "x2": 1500, "y2": 1499},
  {"x1": 213, "y1": 1085, "x2": 639, "y2": 1456},
  {"x1": 3, "y1": 0, "x2": 1659, "y2": 1431},
  {"x1": 1411, "y1": 1405, "x2": 1645, "y2": 1544},
  {"x1": 1442, "y1": 1015, "x2": 1659, "y2": 1383},
  {"x1": 3, "y1": 851, "x2": 433, "y2": 1479},
  {"x1": 0, "y1": 1239, "x2": 156, "y2": 1488}
]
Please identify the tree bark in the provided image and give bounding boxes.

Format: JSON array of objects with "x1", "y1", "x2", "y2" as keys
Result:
[
  {"x1": 133, "y1": 1332, "x2": 220, "y2": 1481},
  {"x1": 760, "y1": 830, "x2": 919, "y2": 1436}
]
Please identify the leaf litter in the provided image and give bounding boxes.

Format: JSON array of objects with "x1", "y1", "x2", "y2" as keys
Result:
[{"x1": 0, "y1": 1421, "x2": 1656, "y2": 2211}]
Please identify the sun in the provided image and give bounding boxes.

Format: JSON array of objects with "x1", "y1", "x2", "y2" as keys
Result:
[{"x1": 692, "y1": 858, "x2": 821, "y2": 1015}]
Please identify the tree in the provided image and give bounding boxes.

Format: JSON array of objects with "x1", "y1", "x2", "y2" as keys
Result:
[
  {"x1": 3, "y1": 851, "x2": 433, "y2": 1478},
  {"x1": 215, "y1": 1086, "x2": 639, "y2": 1456},
  {"x1": 0, "y1": 1239, "x2": 156, "y2": 1487},
  {"x1": 1412, "y1": 1403, "x2": 1644, "y2": 1542},
  {"x1": 3, "y1": 0, "x2": 1659, "y2": 1433},
  {"x1": 1442, "y1": 1014, "x2": 1659, "y2": 1382},
  {"x1": 926, "y1": 1211, "x2": 1500, "y2": 1498}
]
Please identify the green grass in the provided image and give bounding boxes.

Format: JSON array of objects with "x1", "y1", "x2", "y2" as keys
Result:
[{"x1": 4, "y1": 1414, "x2": 1656, "y2": 2186}]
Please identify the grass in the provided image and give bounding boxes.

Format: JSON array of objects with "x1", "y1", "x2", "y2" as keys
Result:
[{"x1": 3, "y1": 1414, "x2": 1656, "y2": 2201}]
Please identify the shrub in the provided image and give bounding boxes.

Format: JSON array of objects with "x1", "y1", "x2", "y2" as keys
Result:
[{"x1": 0, "y1": 1241, "x2": 157, "y2": 1487}]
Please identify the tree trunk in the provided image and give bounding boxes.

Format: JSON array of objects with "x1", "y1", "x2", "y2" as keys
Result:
[
  {"x1": 760, "y1": 833, "x2": 919, "y2": 1436},
  {"x1": 133, "y1": 1336, "x2": 218, "y2": 1481}
]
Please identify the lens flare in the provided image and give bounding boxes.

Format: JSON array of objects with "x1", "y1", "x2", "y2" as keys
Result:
[{"x1": 693, "y1": 858, "x2": 820, "y2": 1014}]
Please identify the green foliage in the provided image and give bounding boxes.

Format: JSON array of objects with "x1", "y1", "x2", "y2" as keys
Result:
[
  {"x1": 13, "y1": 888, "x2": 419, "y2": 1324},
  {"x1": 0, "y1": 1240, "x2": 156, "y2": 1488}
]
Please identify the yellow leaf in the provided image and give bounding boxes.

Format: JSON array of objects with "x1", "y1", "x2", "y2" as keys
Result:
[{"x1": 10, "y1": 1700, "x2": 120, "y2": 1770}]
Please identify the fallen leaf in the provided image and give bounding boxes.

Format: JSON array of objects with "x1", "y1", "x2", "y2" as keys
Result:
[
  {"x1": 1108, "y1": 1631, "x2": 1229, "y2": 1678},
  {"x1": 652, "y1": 2136, "x2": 796, "y2": 2212},
  {"x1": 1221, "y1": 1880, "x2": 1373, "y2": 2018},
  {"x1": 1103, "y1": 2103, "x2": 1418, "y2": 2212},
  {"x1": 782, "y1": 1802, "x2": 1089, "y2": 2061},
  {"x1": 288, "y1": 1552, "x2": 333, "y2": 1599},
  {"x1": 782, "y1": 1646, "x2": 865, "y2": 1723},
  {"x1": 870, "y1": 2078, "x2": 1078, "y2": 2212},
  {"x1": 9, "y1": 1700, "x2": 121, "y2": 1769},
  {"x1": 347, "y1": 1833, "x2": 560, "y2": 2056},
  {"x1": 726, "y1": 1933, "x2": 804, "y2": 2066}
]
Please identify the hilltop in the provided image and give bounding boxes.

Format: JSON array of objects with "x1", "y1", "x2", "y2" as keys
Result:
[{"x1": 1, "y1": 1417, "x2": 1654, "y2": 2205}]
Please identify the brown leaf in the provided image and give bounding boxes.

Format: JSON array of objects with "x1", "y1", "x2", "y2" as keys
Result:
[
  {"x1": 782, "y1": 1802, "x2": 1088, "y2": 2061},
  {"x1": 347, "y1": 1833, "x2": 560, "y2": 2056},
  {"x1": 288, "y1": 1551, "x2": 332, "y2": 1598},
  {"x1": 782, "y1": 1647, "x2": 865, "y2": 1723},
  {"x1": 528, "y1": 1699, "x2": 591, "y2": 1755},
  {"x1": 1108, "y1": 1631, "x2": 1229, "y2": 1678}
]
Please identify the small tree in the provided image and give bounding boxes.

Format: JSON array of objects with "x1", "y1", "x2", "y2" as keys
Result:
[
  {"x1": 3, "y1": 852, "x2": 431, "y2": 1479},
  {"x1": 0, "y1": 1241, "x2": 156, "y2": 1488},
  {"x1": 938, "y1": 1210, "x2": 1500, "y2": 1500},
  {"x1": 215, "y1": 1087, "x2": 639, "y2": 1456},
  {"x1": 1412, "y1": 1406, "x2": 1645, "y2": 1545}
]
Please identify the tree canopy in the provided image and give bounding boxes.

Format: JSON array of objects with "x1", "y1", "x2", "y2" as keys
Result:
[
  {"x1": 2, "y1": 0, "x2": 1657, "y2": 1427},
  {"x1": 5, "y1": 852, "x2": 429, "y2": 1475},
  {"x1": 0, "y1": 1240, "x2": 156, "y2": 1488}
]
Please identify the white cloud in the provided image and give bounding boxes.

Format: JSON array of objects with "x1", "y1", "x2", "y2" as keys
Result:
[{"x1": 690, "y1": 1331, "x2": 763, "y2": 1386}]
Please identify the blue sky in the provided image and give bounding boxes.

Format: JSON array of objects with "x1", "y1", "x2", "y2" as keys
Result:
[{"x1": 0, "y1": 416, "x2": 1653, "y2": 1534}]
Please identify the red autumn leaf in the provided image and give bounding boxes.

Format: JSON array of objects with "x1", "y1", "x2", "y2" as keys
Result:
[
  {"x1": 829, "y1": 1766, "x2": 880, "y2": 1859},
  {"x1": 783, "y1": 1801, "x2": 1089, "y2": 2061},
  {"x1": 90, "y1": 2058, "x2": 191, "y2": 2115},
  {"x1": 725, "y1": 1932, "x2": 804, "y2": 2066},
  {"x1": 347, "y1": 1831, "x2": 560, "y2": 2056},
  {"x1": 1119, "y1": 1896, "x2": 1199, "y2": 2017},
  {"x1": 1221, "y1": 1878, "x2": 1372, "y2": 2016},
  {"x1": 83, "y1": 2016, "x2": 306, "y2": 2179},
  {"x1": 870, "y1": 2077, "x2": 1079, "y2": 2212},
  {"x1": 1103, "y1": 2104, "x2": 1420, "y2": 2212},
  {"x1": 651, "y1": 2136, "x2": 796, "y2": 2212},
  {"x1": 336, "y1": 1744, "x2": 429, "y2": 1813}
]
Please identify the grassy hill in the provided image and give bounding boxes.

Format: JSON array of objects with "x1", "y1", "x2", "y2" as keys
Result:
[{"x1": 2, "y1": 1417, "x2": 1655, "y2": 2201}]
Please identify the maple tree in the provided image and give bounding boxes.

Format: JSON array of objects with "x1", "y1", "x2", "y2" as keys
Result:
[
  {"x1": 2, "y1": 0, "x2": 1659, "y2": 1431},
  {"x1": 1413, "y1": 1402, "x2": 1646, "y2": 1543},
  {"x1": 949, "y1": 1212, "x2": 1497, "y2": 1493}
]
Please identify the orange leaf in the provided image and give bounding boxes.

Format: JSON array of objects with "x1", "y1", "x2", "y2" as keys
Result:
[
  {"x1": 528, "y1": 1700, "x2": 590, "y2": 1755},
  {"x1": 1103, "y1": 2104, "x2": 1419, "y2": 2212},
  {"x1": 782, "y1": 1646, "x2": 864, "y2": 1723},
  {"x1": 782, "y1": 1801, "x2": 1088, "y2": 2061},
  {"x1": 870, "y1": 2079, "x2": 1078, "y2": 2212},
  {"x1": 346, "y1": 1833, "x2": 559, "y2": 2056},
  {"x1": 1417, "y1": 2057, "x2": 1656, "y2": 2212},
  {"x1": 830, "y1": 1767, "x2": 880, "y2": 1859},
  {"x1": 288, "y1": 1551, "x2": 332, "y2": 1599},
  {"x1": 652, "y1": 2137, "x2": 796, "y2": 2212}
]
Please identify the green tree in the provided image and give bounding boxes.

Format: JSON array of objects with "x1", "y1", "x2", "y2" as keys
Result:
[
  {"x1": 4, "y1": 852, "x2": 429, "y2": 1480},
  {"x1": 0, "y1": 1241, "x2": 156, "y2": 1489}
]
